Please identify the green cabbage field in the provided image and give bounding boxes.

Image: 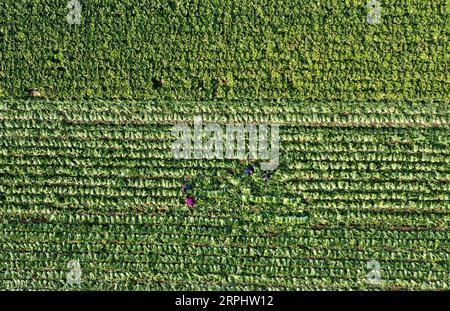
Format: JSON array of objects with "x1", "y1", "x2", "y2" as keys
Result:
[{"x1": 0, "y1": 0, "x2": 449, "y2": 291}]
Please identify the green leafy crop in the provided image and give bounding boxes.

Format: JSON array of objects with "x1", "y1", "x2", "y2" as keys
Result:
[{"x1": 0, "y1": 0, "x2": 449, "y2": 101}]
